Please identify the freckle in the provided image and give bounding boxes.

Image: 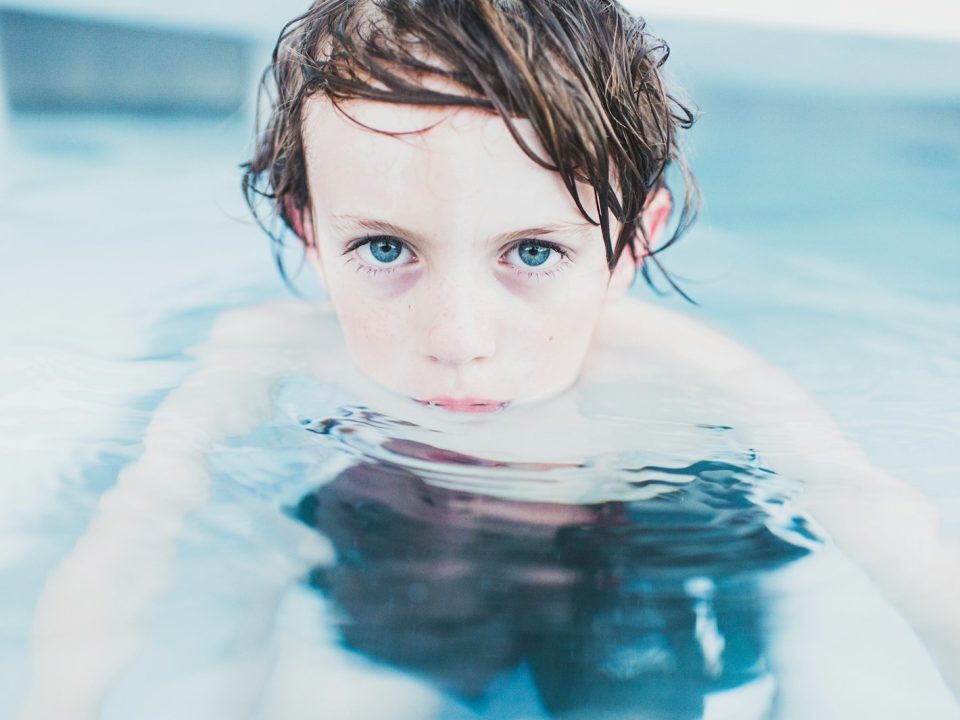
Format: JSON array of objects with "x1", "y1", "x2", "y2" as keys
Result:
[{"x1": 548, "y1": 336, "x2": 554, "y2": 342}]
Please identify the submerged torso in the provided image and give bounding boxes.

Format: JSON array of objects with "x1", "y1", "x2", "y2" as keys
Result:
[{"x1": 18, "y1": 296, "x2": 958, "y2": 720}]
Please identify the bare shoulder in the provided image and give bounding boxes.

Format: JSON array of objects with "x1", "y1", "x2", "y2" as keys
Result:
[
  {"x1": 598, "y1": 296, "x2": 767, "y2": 375},
  {"x1": 187, "y1": 299, "x2": 344, "y2": 379},
  {"x1": 595, "y1": 297, "x2": 855, "y2": 468},
  {"x1": 207, "y1": 298, "x2": 338, "y2": 347}
]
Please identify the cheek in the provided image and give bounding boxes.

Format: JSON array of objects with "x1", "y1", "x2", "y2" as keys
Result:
[
  {"x1": 330, "y1": 290, "x2": 409, "y2": 360},
  {"x1": 504, "y1": 295, "x2": 606, "y2": 377},
  {"x1": 324, "y1": 265, "x2": 417, "y2": 330},
  {"x1": 536, "y1": 306, "x2": 599, "y2": 351},
  {"x1": 522, "y1": 277, "x2": 609, "y2": 344}
]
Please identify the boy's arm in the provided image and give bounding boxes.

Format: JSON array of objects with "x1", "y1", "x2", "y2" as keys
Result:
[
  {"x1": 19, "y1": 300, "x2": 332, "y2": 720},
  {"x1": 630, "y1": 299, "x2": 960, "y2": 701},
  {"x1": 740, "y1": 365, "x2": 960, "y2": 703}
]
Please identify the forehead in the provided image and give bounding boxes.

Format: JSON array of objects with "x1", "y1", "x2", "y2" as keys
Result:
[{"x1": 301, "y1": 97, "x2": 595, "y2": 231}]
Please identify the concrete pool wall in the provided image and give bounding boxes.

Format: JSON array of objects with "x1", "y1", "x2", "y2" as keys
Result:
[
  {"x1": 0, "y1": 1, "x2": 958, "y2": 152},
  {"x1": 0, "y1": 8, "x2": 250, "y2": 115}
]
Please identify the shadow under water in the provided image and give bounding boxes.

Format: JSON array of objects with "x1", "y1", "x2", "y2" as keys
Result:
[{"x1": 289, "y1": 428, "x2": 822, "y2": 719}]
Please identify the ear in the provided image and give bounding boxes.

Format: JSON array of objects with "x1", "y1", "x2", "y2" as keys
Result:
[
  {"x1": 605, "y1": 187, "x2": 673, "y2": 301},
  {"x1": 285, "y1": 198, "x2": 328, "y2": 290},
  {"x1": 284, "y1": 196, "x2": 309, "y2": 242},
  {"x1": 639, "y1": 186, "x2": 673, "y2": 253}
]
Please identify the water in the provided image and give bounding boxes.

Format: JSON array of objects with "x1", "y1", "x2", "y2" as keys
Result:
[
  {"x1": 2, "y1": 24, "x2": 959, "y2": 720},
  {"x1": 203, "y1": 377, "x2": 821, "y2": 717}
]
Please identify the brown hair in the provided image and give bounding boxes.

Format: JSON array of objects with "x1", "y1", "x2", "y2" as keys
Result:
[{"x1": 242, "y1": 0, "x2": 699, "y2": 296}]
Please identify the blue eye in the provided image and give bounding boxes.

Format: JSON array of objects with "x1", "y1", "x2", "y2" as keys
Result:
[
  {"x1": 346, "y1": 235, "x2": 416, "y2": 276},
  {"x1": 367, "y1": 237, "x2": 403, "y2": 263},
  {"x1": 516, "y1": 241, "x2": 551, "y2": 267},
  {"x1": 503, "y1": 239, "x2": 569, "y2": 278}
]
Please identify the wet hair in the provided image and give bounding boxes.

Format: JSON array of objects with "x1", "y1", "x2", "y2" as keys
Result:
[{"x1": 241, "y1": 0, "x2": 700, "y2": 297}]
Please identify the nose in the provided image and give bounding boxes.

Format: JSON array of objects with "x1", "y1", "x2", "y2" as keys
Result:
[{"x1": 419, "y1": 276, "x2": 496, "y2": 367}]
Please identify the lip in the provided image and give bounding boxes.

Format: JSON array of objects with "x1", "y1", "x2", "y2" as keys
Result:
[{"x1": 416, "y1": 396, "x2": 509, "y2": 413}]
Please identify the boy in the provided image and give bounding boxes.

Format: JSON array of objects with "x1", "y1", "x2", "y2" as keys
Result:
[
  {"x1": 241, "y1": 0, "x2": 693, "y2": 412},
  {"x1": 20, "y1": 1, "x2": 960, "y2": 717}
]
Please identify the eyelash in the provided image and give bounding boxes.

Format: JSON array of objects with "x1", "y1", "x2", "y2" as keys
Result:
[{"x1": 342, "y1": 235, "x2": 571, "y2": 281}]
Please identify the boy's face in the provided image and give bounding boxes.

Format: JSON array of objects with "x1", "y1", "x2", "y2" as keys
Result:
[{"x1": 300, "y1": 98, "x2": 663, "y2": 412}]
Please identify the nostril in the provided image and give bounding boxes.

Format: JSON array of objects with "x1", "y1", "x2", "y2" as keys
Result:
[
  {"x1": 425, "y1": 352, "x2": 490, "y2": 367},
  {"x1": 421, "y1": 317, "x2": 496, "y2": 366}
]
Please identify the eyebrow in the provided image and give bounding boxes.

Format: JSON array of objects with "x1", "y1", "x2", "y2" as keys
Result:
[{"x1": 329, "y1": 213, "x2": 596, "y2": 246}]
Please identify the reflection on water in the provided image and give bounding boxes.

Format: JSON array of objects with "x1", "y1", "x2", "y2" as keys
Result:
[{"x1": 288, "y1": 407, "x2": 822, "y2": 719}]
